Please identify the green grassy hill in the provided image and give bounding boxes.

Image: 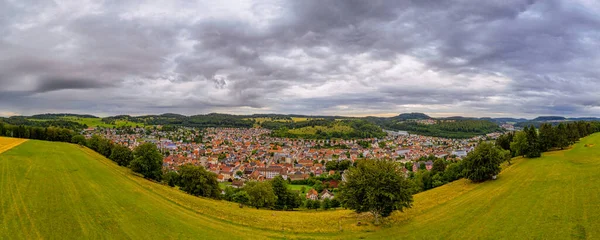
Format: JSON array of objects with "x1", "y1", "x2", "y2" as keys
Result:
[{"x1": 2, "y1": 134, "x2": 600, "y2": 239}]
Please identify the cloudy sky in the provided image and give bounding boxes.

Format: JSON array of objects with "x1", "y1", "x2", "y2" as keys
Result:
[{"x1": 2, "y1": 0, "x2": 600, "y2": 118}]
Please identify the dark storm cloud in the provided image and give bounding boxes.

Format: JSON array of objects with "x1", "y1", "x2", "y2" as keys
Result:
[
  {"x1": 35, "y1": 77, "x2": 113, "y2": 93},
  {"x1": 1, "y1": 0, "x2": 600, "y2": 117}
]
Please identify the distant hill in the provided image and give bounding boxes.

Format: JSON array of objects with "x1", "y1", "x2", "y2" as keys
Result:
[
  {"x1": 569, "y1": 117, "x2": 600, "y2": 121},
  {"x1": 394, "y1": 112, "x2": 431, "y2": 120},
  {"x1": 29, "y1": 113, "x2": 99, "y2": 119},
  {"x1": 532, "y1": 116, "x2": 567, "y2": 121},
  {"x1": 489, "y1": 117, "x2": 529, "y2": 123}
]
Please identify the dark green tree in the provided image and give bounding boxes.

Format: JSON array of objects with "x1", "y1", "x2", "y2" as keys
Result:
[
  {"x1": 338, "y1": 160, "x2": 413, "y2": 225},
  {"x1": 555, "y1": 123, "x2": 569, "y2": 149},
  {"x1": 567, "y1": 123, "x2": 580, "y2": 144},
  {"x1": 495, "y1": 132, "x2": 513, "y2": 151},
  {"x1": 71, "y1": 135, "x2": 87, "y2": 146},
  {"x1": 538, "y1": 123, "x2": 555, "y2": 152},
  {"x1": 130, "y1": 143, "x2": 164, "y2": 181},
  {"x1": 223, "y1": 186, "x2": 237, "y2": 201},
  {"x1": 431, "y1": 159, "x2": 446, "y2": 174},
  {"x1": 330, "y1": 198, "x2": 341, "y2": 209},
  {"x1": 244, "y1": 181, "x2": 276, "y2": 209},
  {"x1": 163, "y1": 170, "x2": 180, "y2": 187},
  {"x1": 178, "y1": 164, "x2": 221, "y2": 199},
  {"x1": 97, "y1": 138, "x2": 113, "y2": 157},
  {"x1": 510, "y1": 131, "x2": 527, "y2": 158},
  {"x1": 87, "y1": 135, "x2": 102, "y2": 152},
  {"x1": 312, "y1": 181, "x2": 324, "y2": 193},
  {"x1": 271, "y1": 176, "x2": 301, "y2": 210},
  {"x1": 110, "y1": 145, "x2": 134, "y2": 166},
  {"x1": 405, "y1": 162, "x2": 413, "y2": 172},
  {"x1": 311, "y1": 199, "x2": 321, "y2": 210},
  {"x1": 321, "y1": 198, "x2": 331, "y2": 210},
  {"x1": 463, "y1": 142, "x2": 509, "y2": 182},
  {"x1": 442, "y1": 162, "x2": 463, "y2": 182},
  {"x1": 233, "y1": 190, "x2": 250, "y2": 206},
  {"x1": 524, "y1": 126, "x2": 541, "y2": 158}
]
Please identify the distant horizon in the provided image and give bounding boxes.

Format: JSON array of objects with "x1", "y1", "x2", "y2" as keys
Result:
[
  {"x1": 3, "y1": 111, "x2": 600, "y2": 120},
  {"x1": 2, "y1": 1, "x2": 600, "y2": 118}
]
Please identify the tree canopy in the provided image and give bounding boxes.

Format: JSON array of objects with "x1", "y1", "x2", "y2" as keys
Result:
[
  {"x1": 510, "y1": 131, "x2": 527, "y2": 157},
  {"x1": 109, "y1": 144, "x2": 134, "y2": 167},
  {"x1": 463, "y1": 142, "x2": 509, "y2": 182},
  {"x1": 178, "y1": 164, "x2": 221, "y2": 199},
  {"x1": 130, "y1": 143, "x2": 163, "y2": 181},
  {"x1": 244, "y1": 181, "x2": 277, "y2": 209},
  {"x1": 338, "y1": 160, "x2": 413, "y2": 224},
  {"x1": 271, "y1": 176, "x2": 302, "y2": 210}
]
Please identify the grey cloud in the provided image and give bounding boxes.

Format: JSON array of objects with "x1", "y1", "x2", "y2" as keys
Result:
[
  {"x1": 2, "y1": 0, "x2": 600, "y2": 117},
  {"x1": 36, "y1": 77, "x2": 113, "y2": 93}
]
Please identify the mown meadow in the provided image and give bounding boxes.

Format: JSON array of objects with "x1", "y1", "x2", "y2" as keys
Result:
[{"x1": 1, "y1": 134, "x2": 600, "y2": 239}]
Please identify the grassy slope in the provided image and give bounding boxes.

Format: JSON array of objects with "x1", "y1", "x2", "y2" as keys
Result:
[
  {"x1": 2, "y1": 134, "x2": 600, "y2": 239},
  {"x1": 0, "y1": 138, "x2": 27, "y2": 154},
  {"x1": 0, "y1": 139, "x2": 368, "y2": 239},
  {"x1": 372, "y1": 134, "x2": 600, "y2": 239}
]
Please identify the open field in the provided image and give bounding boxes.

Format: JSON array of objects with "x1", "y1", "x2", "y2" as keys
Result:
[
  {"x1": 288, "y1": 124, "x2": 354, "y2": 136},
  {"x1": 288, "y1": 184, "x2": 311, "y2": 192},
  {"x1": 26, "y1": 117, "x2": 143, "y2": 128},
  {"x1": 291, "y1": 117, "x2": 321, "y2": 122},
  {"x1": 2, "y1": 134, "x2": 600, "y2": 239},
  {"x1": 0, "y1": 137, "x2": 27, "y2": 154},
  {"x1": 246, "y1": 117, "x2": 321, "y2": 124},
  {"x1": 218, "y1": 181, "x2": 232, "y2": 189},
  {"x1": 62, "y1": 117, "x2": 143, "y2": 128}
]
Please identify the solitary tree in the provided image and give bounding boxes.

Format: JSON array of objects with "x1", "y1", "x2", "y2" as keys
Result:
[
  {"x1": 463, "y1": 142, "x2": 509, "y2": 182},
  {"x1": 338, "y1": 160, "x2": 413, "y2": 225},
  {"x1": 130, "y1": 143, "x2": 163, "y2": 181}
]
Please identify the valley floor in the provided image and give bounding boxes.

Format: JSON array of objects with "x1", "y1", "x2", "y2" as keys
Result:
[{"x1": 1, "y1": 135, "x2": 599, "y2": 239}]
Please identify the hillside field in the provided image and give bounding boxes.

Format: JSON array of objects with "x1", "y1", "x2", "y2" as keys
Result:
[
  {"x1": 26, "y1": 117, "x2": 143, "y2": 128},
  {"x1": 0, "y1": 138, "x2": 27, "y2": 154},
  {"x1": 1, "y1": 134, "x2": 600, "y2": 239}
]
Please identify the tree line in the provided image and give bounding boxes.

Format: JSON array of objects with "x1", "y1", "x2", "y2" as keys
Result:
[
  {"x1": 0, "y1": 117, "x2": 87, "y2": 131},
  {"x1": 372, "y1": 118, "x2": 501, "y2": 138},
  {"x1": 0, "y1": 122, "x2": 77, "y2": 142},
  {"x1": 496, "y1": 121, "x2": 599, "y2": 158}
]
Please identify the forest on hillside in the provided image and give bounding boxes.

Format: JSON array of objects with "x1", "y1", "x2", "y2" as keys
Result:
[{"x1": 370, "y1": 118, "x2": 501, "y2": 138}]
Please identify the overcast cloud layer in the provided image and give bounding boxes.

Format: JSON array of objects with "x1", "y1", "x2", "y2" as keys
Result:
[{"x1": 2, "y1": 0, "x2": 600, "y2": 118}]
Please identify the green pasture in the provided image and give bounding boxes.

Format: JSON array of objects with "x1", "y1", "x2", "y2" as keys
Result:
[{"x1": 2, "y1": 134, "x2": 600, "y2": 239}]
